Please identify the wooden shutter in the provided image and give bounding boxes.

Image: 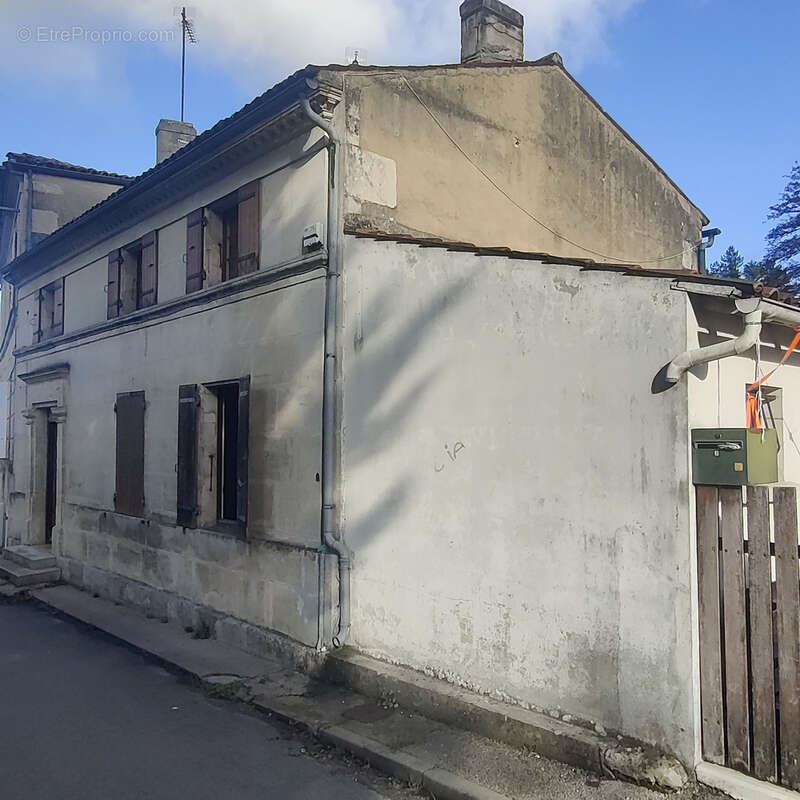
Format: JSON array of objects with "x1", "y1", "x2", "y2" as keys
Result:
[
  {"x1": 36, "y1": 287, "x2": 45, "y2": 342},
  {"x1": 107, "y1": 249, "x2": 122, "y2": 319},
  {"x1": 52, "y1": 278, "x2": 64, "y2": 337},
  {"x1": 236, "y1": 375, "x2": 250, "y2": 526},
  {"x1": 237, "y1": 183, "x2": 260, "y2": 275},
  {"x1": 186, "y1": 209, "x2": 205, "y2": 293},
  {"x1": 115, "y1": 391, "x2": 145, "y2": 517},
  {"x1": 138, "y1": 231, "x2": 158, "y2": 308},
  {"x1": 176, "y1": 384, "x2": 199, "y2": 528}
]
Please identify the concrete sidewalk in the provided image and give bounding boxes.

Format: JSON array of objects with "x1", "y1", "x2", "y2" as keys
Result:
[{"x1": 30, "y1": 584, "x2": 724, "y2": 800}]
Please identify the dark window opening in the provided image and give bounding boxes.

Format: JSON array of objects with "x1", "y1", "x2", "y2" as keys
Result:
[
  {"x1": 176, "y1": 377, "x2": 249, "y2": 532},
  {"x1": 107, "y1": 231, "x2": 157, "y2": 319},
  {"x1": 37, "y1": 278, "x2": 64, "y2": 341},
  {"x1": 45, "y1": 418, "x2": 58, "y2": 544},
  {"x1": 203, "y1": 182, "x2": 259, "y2": 288},
  {"x1": 216, "y1": 383, "x2": 240, "y2": 521},
  {"x1": 220, "y1": 204, "x2": 239, "y2": 282}
]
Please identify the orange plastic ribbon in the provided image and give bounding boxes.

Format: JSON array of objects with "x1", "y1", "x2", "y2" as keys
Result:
[{"x1": 746, "y1": 328, "x2": 800, "y2": 429}]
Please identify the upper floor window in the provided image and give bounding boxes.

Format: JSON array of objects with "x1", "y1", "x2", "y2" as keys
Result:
[
  {"x1": 107, "y1": 231, "x2": 158, "y2": 320},
  {"x1": 185, "y1": 181, "x2": 260, "y2": 294},
  {"x1": 37, "y1": 278, "x2": 64, "y2": 342}
]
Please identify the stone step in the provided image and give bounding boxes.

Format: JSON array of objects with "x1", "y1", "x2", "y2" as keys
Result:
[
  {"x1": 0, "y1": 558, "x2": 60, "y2": 587},
  {"x1": 3, "y1": 545, "x2": 57, "y2": 571}
]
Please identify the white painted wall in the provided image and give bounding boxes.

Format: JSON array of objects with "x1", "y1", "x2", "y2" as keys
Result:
[
  {"x1": 341, "y1": 236, "x2": 698, "y2": 761},
  {"x1": 5, "y1": 132, "x2": 331, "y2": 645},
  {"x1": 687, "y1": 296, "x2": 800, "y2": 483},
  {"x1": 9, "y1": 271, "x2": 326, "y2": 642},
  {"x1": 15, "y1": 131, "x2": 328, "y2": 348}
]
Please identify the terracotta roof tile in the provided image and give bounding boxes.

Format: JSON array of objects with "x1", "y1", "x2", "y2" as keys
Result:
[{"x1": 345, "y1": 228, "x2": 799, "y2": 304}]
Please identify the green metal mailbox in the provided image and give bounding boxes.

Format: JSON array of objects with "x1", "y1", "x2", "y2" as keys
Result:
[{"x1": 691, "y1": 428, "x2": 779, "y2": 486}]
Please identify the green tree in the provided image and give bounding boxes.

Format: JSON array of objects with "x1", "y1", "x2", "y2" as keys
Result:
[
  {"x1": 743, "y1": 258, "x2": 796, "y2": 293},
  {"x1": 766, "y1": 162, "x2": 800, "y2": 277},
  {"x1": 710, "y1": 245, "x2": 744, "y2": 278}
]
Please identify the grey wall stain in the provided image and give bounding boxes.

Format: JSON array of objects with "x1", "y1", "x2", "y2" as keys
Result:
[{"x1": 553, "y1": 277, "x2": 581, "y2": 298}]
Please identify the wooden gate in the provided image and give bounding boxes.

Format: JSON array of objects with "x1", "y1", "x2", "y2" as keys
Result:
[{"x1": 697, "y1": 485, "x2": 800, "y2": 789}]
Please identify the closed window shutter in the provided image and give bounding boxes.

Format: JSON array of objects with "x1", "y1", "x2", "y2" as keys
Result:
[
  {"x1": 115, "y1": 392, "x2": 146, "y2": 517},
  {"x1": 237, "y1": 183, "x2": 260, "y2": 275},
  {"x1": 186, "y1": 209, "x2": 205, "y2": 293},
  {"x1": 176, "y1": 384, "x2": 199, "y2": 528},
  {"x1": 52, "y1": 278, "x2": 64, "y2": 337},
  {"x1": 138, "y1": 231, "x2": 158, "y2": 308},
  {"x1": 236, "y1": 375, "x2": 250, "y2": 526},
  {"x1": 107, "y1": 249, "x2": 122, "y2": 319}
]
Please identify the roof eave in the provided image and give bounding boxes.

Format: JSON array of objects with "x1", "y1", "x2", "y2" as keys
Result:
[
  {"x1": 5, "y1": 158, "x2": 133, "y2": 186},
  {"x1": 2, "y1": 67, "x2": 336, "y2": 284}
]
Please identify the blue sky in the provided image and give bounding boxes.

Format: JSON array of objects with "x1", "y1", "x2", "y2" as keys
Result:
[{"x1": 1, "y1": 0, "x2": 797, "y2": 264}]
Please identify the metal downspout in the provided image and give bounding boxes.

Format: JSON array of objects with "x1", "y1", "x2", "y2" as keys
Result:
[
  {"x1": 299, "y1": 95, "x2": 352, "y2": 648},
  {"x1": 666, "y1": 300, "x2": 762, "y2": 385},
  {"x1": 697, "y1": 228, "x2": 721, "y2": 274}
]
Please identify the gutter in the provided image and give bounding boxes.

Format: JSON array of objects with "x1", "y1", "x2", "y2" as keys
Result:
[
  {"x1": 299, "y1": 95, "x2": 352, "y2": 648},
  {"x1": 666, "y1": 295, "x2": 800, "y2": 385},
  {"x1": 2, "y1": 69, "x2": 318, "y2": 283}
]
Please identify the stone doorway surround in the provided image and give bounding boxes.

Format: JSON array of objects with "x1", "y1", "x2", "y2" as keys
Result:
[{"x1": 18, "y1": 363, "x2": 69, "y2": 547}]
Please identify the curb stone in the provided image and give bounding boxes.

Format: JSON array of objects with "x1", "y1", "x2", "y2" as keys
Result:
[
  {"x1": 30, "y1": 585, "x2": 689, "y2": 798},
  {"x1": 251, "y1": 694, "x2": 512, "y2": 800},
  {"x1": 325, "y1": 650, "x2": 689, "y2": 792}
]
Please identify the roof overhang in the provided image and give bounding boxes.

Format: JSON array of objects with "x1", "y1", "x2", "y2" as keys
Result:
[
  {"x1": 3, "y1": 155, "x2": 132, "y2": 186},
  {"x1": 2, "y1": 69, "x2": 341, "y2": 286}
]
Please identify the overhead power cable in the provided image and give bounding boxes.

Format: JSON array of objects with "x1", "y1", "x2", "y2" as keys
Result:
[{"x1": 398, "y1": 73, "x2": 701, "y2": 266}]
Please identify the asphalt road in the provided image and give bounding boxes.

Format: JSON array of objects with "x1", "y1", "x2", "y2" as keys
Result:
[{"x1": 0, "y1": 602, "x2": 404, "y2": 800}]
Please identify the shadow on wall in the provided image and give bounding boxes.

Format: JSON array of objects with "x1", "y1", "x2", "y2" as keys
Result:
[{"x1": 338, "y1": 269, "x2": 474, "y2": 552}]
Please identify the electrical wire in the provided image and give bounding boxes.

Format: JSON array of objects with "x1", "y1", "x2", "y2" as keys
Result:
[{"x1": 398, "y1": 74, "x2": 701, "y2": 266}]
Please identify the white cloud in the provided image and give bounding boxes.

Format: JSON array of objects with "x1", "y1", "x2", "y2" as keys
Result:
[{"x1": 1, "y1": 0, "x2": 639, "y2": 92}]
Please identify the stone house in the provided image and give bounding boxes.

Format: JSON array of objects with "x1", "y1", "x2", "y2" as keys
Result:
[
  {"x1": 0, "y1": 152, "x2": 133, "y2": 537},
  {"x1": 2, "y1": 0, "x2": 799, "y2": 783}
]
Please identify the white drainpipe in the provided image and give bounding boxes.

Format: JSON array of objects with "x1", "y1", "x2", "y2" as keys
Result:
[
  {"x1": 298, "y1": 95, "x2": 352, "y2": 648},
  {"x1": 667, "y1": 296, "x2": 800, "y2": 385}
]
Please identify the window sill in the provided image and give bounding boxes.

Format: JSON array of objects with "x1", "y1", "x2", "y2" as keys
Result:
[
  {"x1": 193, "y1": 520, "x2": 247, "y2": 540},
  {"x1": 15, "y1": 250, "x2": 326, "y2": 358}
]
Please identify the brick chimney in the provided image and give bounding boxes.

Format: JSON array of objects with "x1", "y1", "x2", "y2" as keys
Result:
[
  {"x1": 460, "y1": 0, "x2": 524, "y2": 64},
  {"x1": 155, "y1": 119, "x2": 197, "y2": 164}
]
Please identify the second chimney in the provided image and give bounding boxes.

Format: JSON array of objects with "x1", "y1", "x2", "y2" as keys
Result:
[
  {"x1": 460, "y1": 0, "x2": 524, "y2": 64},
  {"x1": 155, "y1": 119, "x2": 197, "y2": 164}
]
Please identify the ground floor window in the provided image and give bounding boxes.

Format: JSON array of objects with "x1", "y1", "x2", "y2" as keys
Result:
[{"x1": 176, "y1": 376, "x2": 249, "y2": 531}]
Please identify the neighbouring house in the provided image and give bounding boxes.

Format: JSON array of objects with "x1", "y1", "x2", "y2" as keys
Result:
[
  {"x1": 0, "y1": 152, "x2": 133, "y2": 543},
  {"x1": 2, "y1": 1, "x2": 799, "y2": 788}
]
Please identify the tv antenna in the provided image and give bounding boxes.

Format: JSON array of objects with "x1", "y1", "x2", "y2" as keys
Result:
[
  {"x1": 176, "y1": 6, "x2": 197, "y2": 121},
  {"x1": 345, "y1": 47, "x2": 369, "y2": 66}
]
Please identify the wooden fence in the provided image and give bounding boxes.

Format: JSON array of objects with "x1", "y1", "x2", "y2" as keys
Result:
[{"x1": 697, "y1": 485, "x2": 800, "y2": 789}]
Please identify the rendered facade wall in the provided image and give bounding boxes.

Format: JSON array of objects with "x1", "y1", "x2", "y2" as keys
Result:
[
  {"x1": 327, "y1": 64, "x2": 707, "y2": 271},
  {"x1": 6, "y1": 133, "x2": 331, "y2": 646},
  {"x1": 340, "y1": 236, "x2": 698, "y2": 761},
  {"x1": 30, "y1": 174, "x2": 123, "y2": 242}
]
